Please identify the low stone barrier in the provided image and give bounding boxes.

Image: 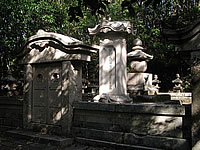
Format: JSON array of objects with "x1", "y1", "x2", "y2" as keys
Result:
[
  {"x1": 72, "y1": 101, "x2": 191, "y2": 149},
  {"x1": 0, "y1": 97, "x2": 23, "y2": 128}
]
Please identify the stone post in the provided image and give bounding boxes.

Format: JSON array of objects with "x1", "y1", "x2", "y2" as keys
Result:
[
  {"x1": 89, "y1": 19, "x2": 132, "y2": 103},
  {"x1": 23, "y1": 64, "x2": 33, "y2": 128}
]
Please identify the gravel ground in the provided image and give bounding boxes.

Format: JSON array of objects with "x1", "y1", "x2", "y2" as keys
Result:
[{"x1": 0, "y1": 133, "x2": 110, "y2": 150}]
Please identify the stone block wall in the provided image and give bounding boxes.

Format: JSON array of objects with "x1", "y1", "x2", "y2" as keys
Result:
[
  {"x1": 0, "y1": 97, "x2": 23, "y2": 128},
  {"x1": 72, "y1": 101, "x2": 191, "y2": 149}
]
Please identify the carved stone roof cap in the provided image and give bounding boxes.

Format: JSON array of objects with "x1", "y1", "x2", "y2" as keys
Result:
[
  {"x1": 88, "y1": 20, "x2": 133, "y2": 35},
  {"x1": 32, "y1": 29, "x2": 83, "y2": 45},
  {"x1": 18, "y1": 30, "x2": 98, "y2": 57}
]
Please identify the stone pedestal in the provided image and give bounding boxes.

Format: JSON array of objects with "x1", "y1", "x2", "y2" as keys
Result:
[
  {"x1": 89, "y1": 20, "x2": 132, "y2": 103},
  {"x1": 127, "y1": 73, "x2": 152, "y2": 93}
]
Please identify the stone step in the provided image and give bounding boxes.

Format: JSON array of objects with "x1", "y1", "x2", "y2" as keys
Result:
[
  {"x1": 0, "y1": 140, "x2": 57, "y2": 150},
  {"x1": 75, "y1": 137, "x2": 162, "y2": 150},
  {"x1": 72, "y1": 127, "x2": 189, "y2": 150},
  {"x1": 6, "y1": 129, "x2": 73, "y2": 148},
  {"x1": 0, "y1": 125, "x2": 16, "y2": 133}
]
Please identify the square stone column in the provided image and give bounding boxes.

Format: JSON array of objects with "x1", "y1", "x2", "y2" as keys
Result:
[{"x1": 99, "y1": 34, "x2": 127, "y2": 96}]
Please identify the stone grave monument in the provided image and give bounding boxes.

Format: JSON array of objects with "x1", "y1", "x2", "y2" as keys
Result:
[
  {"x1": 70, "y1": 20, "x2": 191, "y2": 150},
  {"x1": 88, "y1": 19, "x2": 133, "y2": 103},
  {"x1": 18, "y1": 30, "x2": 97, "y2": 135},
  {"x1": 127, "y1": 38, "x2": 153, "y2": 95}
]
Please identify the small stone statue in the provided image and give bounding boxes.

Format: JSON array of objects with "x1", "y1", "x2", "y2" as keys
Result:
[
  {"x1": 148, "y1": 74, "x2": 161, "y2": 95},
  {"x1": 172, "y1": 74, "x2": 183, "y2": 93},
  {"x1": 152, "y1": 75, "x2": 161, "y2": 89}
]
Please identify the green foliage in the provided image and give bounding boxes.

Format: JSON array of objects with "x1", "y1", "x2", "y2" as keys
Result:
[
  {"x1": 0, "y1": 0, "x2": 68, "y2": 78},
  {"x1": 1, "y1": 1, "x2": 65, "y2": 50},
  {"x1": 1, "y1": 0, "x2": 198, "y2": 92},
  {"x1": 118, "y1": 0, "x2": 197, "y2": 91}
]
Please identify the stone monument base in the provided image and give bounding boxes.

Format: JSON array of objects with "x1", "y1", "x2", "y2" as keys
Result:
[
  {"x1": 127, "y1": 73, "x2": 152, "y2": 94},
  {"x1": 93, "y1": 94, "x2": 132, "y2": 103},
  {"x1": 72, "y1": 101, "x2": 191, "y2": 150}
]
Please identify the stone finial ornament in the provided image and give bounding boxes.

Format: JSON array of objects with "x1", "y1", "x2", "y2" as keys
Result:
[
  {"x1": 172, "y1": 74, "x2": 183, "y2": 93},
  {"x1": 133, "y1": 38, "x2": 143, "y2": 46}
]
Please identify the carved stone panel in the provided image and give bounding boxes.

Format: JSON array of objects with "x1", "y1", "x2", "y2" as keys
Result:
[
  {"x1": 99, "y1": 46, "x2": 116, "y2": 95},
  {"x1": 32, "y1": 64, "x2": 47, "y2": 123},
  {"x1": 99, "y1": 37, "x2": 127, "y2": 97},
  {"x1": 48, "y1": 63, "x2": 62, "y2": 124},
  {"x1": 32, "y1": 63, "x2": 63, "y2": 125}
]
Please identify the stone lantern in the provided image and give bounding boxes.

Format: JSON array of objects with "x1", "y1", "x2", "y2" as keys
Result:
[
  {"x1": 127, "y1": 38, "x2": 153, "y2": 94},
  {"x1": 2, "y1": 69, "x2": 17, "y2": 96},
  {"x1": 172, "y1": 74, "x2": 183, "y2": 93},
  {"x1": 151, "y1": 74, "x2": 161, "y2": 94}
]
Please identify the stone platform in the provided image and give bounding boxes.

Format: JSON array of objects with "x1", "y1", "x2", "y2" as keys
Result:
[
  {"x1": 72, "y1": 101, "x2": 191, "y2": 150},
  {"x1": 5, "y1": 129, "x2": 73, "y2": 149}
]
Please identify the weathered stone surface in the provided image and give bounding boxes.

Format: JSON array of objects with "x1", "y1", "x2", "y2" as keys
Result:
[
  {"x1": 73, "y1": 101, "x2": 186, "y2": 115},
  {"x1": 127, "y1": 73, "x2": 152, "y2": 91},
  {"x1": 6, "y1": 129, "x2": 73, "y2": 148},
  {"x1": 130, "y1": 95, "x2": 171, "y2": 103},
  {"x1": 191, "y1": 71, "x2": 200, "y2": 149},
  {"x1": 19, "y1": 30, "x2": 97, "y2": 64},
  {"x1": 76, "y1": 137, "x2": 159, "y2": 150},
  {"x1": 88, "y1": 20, "x2": 132, "y2": 35},
  {"x1": 129, "y1": 61, "x2": 147, "y2": 72},
  {"x1": 89, "y1": 20, "x2": 132, "y2": 102},
  {"x1": 127, "y1": 38, "x2": 153, "y2": 94},
  {"x1": 72, "y1": 101, "x2": 190, "y2": 149},
  {"x1": 124, "y1": 133, "x2": 189, "y2": 150},
  {"x1": 163, "y1": 21, "x2": 200, "y2": 149},
  {"x1": 73, "y1": 109, "x2": 183, "y2": 138},
  {"x1": 20, "y1": 30, "x2": 96, "y2": 136},
  {"x1": 0, "y1": 97, "x2": 23, "y2": 127},
  {"x1": 72, "y1": 127, "x2": 124, "y2": 143}
]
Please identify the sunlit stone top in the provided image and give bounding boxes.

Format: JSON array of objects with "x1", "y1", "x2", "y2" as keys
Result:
[
  {"x1": 88, "y1": 19, "x2": 133, "y2": 35},
  {"x1": 128, "y1": 38, "x2": 153, "y2": 60},
  {"x1": 18, "y1": 30, "x2": 98, "y2": 64},
  {"x1": 31, "y1": 29, "x2": 83, "y2": 45},
  {"x1": 133, "y1": 38, "x2": 143, "y2": 46}
]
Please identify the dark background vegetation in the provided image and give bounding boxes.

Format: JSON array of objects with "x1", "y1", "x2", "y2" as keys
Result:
[{"x1": 1, "y1": 0, "x2": 199, "y2": 93}]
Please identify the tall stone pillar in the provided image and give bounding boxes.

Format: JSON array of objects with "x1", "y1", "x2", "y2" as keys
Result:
[{"x1": 89, "y1": 19, "x2": 132, "y2": 103}]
